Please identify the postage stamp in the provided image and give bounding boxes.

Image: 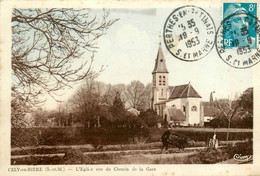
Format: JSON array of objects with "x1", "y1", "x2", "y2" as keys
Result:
[
  {"x1": 216, "y1": 3, "x2": 260, "y2": 68},
  {"x1": 223, "y1": 3, "x2": 257, "y2": 49},
  {"x1": 163, "y1": 6, "x2": 216, "y2": 62}
]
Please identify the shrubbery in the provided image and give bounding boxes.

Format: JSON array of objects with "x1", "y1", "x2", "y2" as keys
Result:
[
  {"x1": 11, "y1": 127, "x2": 252, "y2": 147},
  {"x1": 138, "y1": 109, "x2": 162, "y2": 128}
]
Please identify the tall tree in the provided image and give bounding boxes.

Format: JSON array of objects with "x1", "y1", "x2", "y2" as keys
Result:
[
  {"x1": 214, "y1": 98, "x2": 242, "y2": 141},
  {"x1": 69, "y1": 78, "x2": 110, "y2": 127},
  {"x1": 214, "y1": 88, "x2": 253, "y2": 139},
  {"x1": 125, "y1": 81, "x2": 152, "y2": 111},
  {"x1": 209, "y1": 91, "x2": 214, "y2": 105},
  {"x1": 239, "y1": 88, "x2": 253, "y2": 115}
]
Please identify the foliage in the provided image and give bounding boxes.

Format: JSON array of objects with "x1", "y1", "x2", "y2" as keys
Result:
[
  {"x1": 138, "y1": 109, "x2": 162, "y2": 127},
  {"x1": 68, "y1": 78, "x2": 154, "y2": 128},
  {"x1": 226, "y1": 140, "x2": 253, "y2": 157},
  {"x1": 209, "y1": 87, "x2": 253, "y2": 129},
  {"x1": 11, "y1": 127, "x2": 252, "y2": 147},
  {"x1": 191, "y1": 148, "x2": 230, "y2": 164},
  {"x1": 63, "y1": 149, "x2": 93, "y2": 164},
  {"x1": 69, "y1": 78, "x2": 111, "y2": 127},
  {"x1": 124, "y1": 81, "x2": 152, "y2": 111},
  {"x1": 239, "y1": 87, "x2": 253, "y2": 115},
  {"x1": 110, "y1": 91, "x2": 125, "y2": 114}
]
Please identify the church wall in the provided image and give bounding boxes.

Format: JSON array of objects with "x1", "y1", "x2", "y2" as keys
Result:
[
  {"x1": 165, "y1": 98, "x2": 182, "y2": 109},
  {"x1": 166, "y1": 98, "x2": 188, "y2": 125},
  {"x1": 165, "y1": 98, "x2": 202, "y2": 126},
  {"x1": 186, "y1": 98, "x2": 201, "y2": 125}
]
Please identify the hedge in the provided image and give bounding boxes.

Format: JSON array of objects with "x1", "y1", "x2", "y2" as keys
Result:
[{"x1": 11, "y1": 127, "x2": 252, "y2": 147}]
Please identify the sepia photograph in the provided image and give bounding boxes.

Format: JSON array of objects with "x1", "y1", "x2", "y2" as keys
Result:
[{"x1": 1, "y1": 0, "x2": 259, "y2": 175}]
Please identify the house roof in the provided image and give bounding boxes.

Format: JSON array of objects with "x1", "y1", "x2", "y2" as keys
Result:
[
  {"x1": 127, "y1": 108, "x2": 140, "y2": 116},
  {"x1": 204, "y1": 105, "x2": 220, "y2": 117},
  {"x1": 168, "y1": 108, "x2": 186, "y2": 121},
  {"x1": 169, "y1": 83, "x2": 202, "y2": 99},
  {"x1": 152, "y1": 43, "x2": 168, "y2": 74},
  {"x1": 154, "y1": 99, "x2": 173, "y2": 105}
]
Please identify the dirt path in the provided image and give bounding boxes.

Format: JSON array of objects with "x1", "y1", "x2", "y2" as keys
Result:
[
  {"x1": 135, "y1": 151, "x2": 199, "y2": 159},
  {"x1": 11, "y1": 146, "x2": 210, "y2": 160}
]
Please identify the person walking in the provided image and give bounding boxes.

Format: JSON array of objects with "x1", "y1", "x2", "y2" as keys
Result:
[{"x1": 161, "y1": 128, "x2": 172, "y2": 153}]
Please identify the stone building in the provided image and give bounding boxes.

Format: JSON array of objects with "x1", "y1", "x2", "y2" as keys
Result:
[{"x1": 151, "y1": 43, "x2": 204, "y2": 126}]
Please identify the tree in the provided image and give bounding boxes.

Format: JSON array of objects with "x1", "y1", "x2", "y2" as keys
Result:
[
  {"x1": 12, "y1": 8, "x2": 118, "y2": 106},
  {"x1": 124, "y1": 81, "x2": 152, "y2": 111},
  {"x1": 212, "y1": 88, "x2": 253, "y2": 138},
  {"x1": 209, "y1": 91, "x2": 215, "y2": 105},
  {"x1": 237, "y1": 87, "x2": 253, "y2": 128},
  {"x1": 214, "y1": 98, "x2": 242, "y2": 141},
  {"x1": 11, "y1": 9, "x2": 117, "y2": 152},
  {"x1": 138, "y1": 109, "x2": 161, "y2": 128},
  {"x1": 112, "y1": 91, "x2": 125, "y2": 110},
  {"x1": 33, "y1": 108, "x2": 48, "y2": 126},
  {"x1": 69, "y1": 78, "x2": 110, "y2": 128},
  {"x1": 239, "y1": 88, "x2": 253, "y2": 115}
]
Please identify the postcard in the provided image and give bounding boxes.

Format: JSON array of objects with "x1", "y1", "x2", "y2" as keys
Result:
[{"x1": 0, "y1": 0, "x2": 259, "y2": 175}]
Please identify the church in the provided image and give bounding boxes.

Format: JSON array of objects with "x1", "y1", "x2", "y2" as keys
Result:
[{"x1": 151, "y1": 43, "x2": 204, "y2": 126}]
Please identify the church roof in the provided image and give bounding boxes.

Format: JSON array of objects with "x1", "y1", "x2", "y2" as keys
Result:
[
  {"x1": 169, "y1": 83, "x2": 202, "y2": 99},
  {"x1": 152, "y1": 43, "x2": 168, "y2": 74},
  {"x1": 168, "y1": 108, "x2": 186, "y2": 121}
]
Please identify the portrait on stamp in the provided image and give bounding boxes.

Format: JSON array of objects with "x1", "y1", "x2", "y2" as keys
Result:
[{"x1": 223, "y1": 3, "x2": 257, "y2": 49}]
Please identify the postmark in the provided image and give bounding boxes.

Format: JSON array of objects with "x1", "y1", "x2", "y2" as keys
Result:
[
  {"x1": 163, "y1": 6, "x2": 216, "y2": 62},
  {"x1": 216, "y1": 3, "x2": 260, "y2": 69}
]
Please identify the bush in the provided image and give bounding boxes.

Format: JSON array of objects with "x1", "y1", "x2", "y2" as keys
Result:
[
  {"x1": 226, "y1": 140, "x2": 253, "y2": 157},
  {"x1": 63, "y1": 148, "x2": 92, "y2": 164},
  {"x1": 138, "y1": 109, "x2": 162, "y2": 128}
]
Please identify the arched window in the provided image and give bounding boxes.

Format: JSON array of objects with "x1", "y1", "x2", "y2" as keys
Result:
[
  {"x1": 191, "y1": 106, "x2": 197, "y2": 111},
  {"x1": 161, "y1": 89, "x2": 163, "y2": 96},
  {"x1": 183, "y1": 106, "x2": 186, "y2": 112},
  {"x1": 159, "y1": 76, "x2": 162, "y2": 85},
  {"x1": 163, "y1": 76, "x2": 166, "y2": 85}
]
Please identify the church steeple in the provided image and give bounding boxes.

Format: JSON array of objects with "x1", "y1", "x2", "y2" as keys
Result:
[
  {"x1": 151, "y1": 42, "x2": 170, "y2": 110},
  {"x1": 152, "y1": 43, "x2": 168, "y2": 74}
]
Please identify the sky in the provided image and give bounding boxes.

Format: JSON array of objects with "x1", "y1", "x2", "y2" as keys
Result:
[{"x1": 44, "y1": 8, "x2": 253, "y2": 110}]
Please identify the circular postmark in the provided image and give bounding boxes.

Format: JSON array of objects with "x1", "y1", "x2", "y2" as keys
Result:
[
  {"x1": 163, "y1": 6, "x2": 216, "y2": 62},
  {"x1": 216, "y1": 11, "x2": 260, "y2": 69}
]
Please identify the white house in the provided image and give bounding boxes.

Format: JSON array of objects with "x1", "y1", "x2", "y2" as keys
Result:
[{"x1": 151, "y1": 43, "x2": 204, "y2": 126}]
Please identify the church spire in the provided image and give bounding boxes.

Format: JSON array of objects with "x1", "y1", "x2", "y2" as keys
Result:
[{"x1": 152, "y1": 43, "x2": 168, "y2": 74}]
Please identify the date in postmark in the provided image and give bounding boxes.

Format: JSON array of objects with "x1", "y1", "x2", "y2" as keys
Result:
[
  {"x1": 163, "y1": 6, "x2": 216, "y2": 62},
  {"x1": 216, "y1": 3, "x2": 260, "y2": 69}
]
